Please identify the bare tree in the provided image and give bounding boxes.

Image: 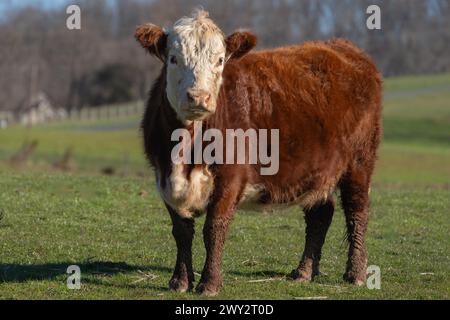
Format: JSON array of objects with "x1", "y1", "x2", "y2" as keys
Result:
[{"x1": 1, "y1": 0, "x2": 449, "y2": 113}]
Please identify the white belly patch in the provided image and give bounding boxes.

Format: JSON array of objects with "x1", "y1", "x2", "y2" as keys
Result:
[{"x1": 157, "y1": 164, "x2": 214, "y2": 218}]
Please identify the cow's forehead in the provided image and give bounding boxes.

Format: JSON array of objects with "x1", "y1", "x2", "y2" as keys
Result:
[{"x1": 167, "y1": 11, "x2": 225, "y2": 63}]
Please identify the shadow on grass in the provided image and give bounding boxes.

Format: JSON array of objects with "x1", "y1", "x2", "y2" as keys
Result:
[
  {"x1": 0, "y1": 261, "x2": 172, "y2": 284},
  {"x1": 227, "y1": 270, "x2": 288, "y2": 278},
  {"x1": 0, "y1": 261, "x2": 291, "y2": 291}
]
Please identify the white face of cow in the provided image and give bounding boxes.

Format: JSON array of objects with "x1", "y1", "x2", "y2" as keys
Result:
[
  {"x1": 165, "y1": 13, "x2": 226, "y2": 123},
  {"x1": 135, "y1": 10, "x2": 257, "y2": 124}
]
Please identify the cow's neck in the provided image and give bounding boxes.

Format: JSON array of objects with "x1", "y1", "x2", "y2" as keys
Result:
[{"x1": 155, "y1": 92, "x2": 214, "y2": 217}]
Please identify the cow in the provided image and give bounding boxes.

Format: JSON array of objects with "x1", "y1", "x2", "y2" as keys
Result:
[{"x1": 135, "y1": 10, "x2": 382, "y2": 296}]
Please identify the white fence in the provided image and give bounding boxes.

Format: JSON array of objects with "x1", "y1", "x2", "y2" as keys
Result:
[
  {"x1": 66, "y1": 101, "x2": 144, "y2": 121},
  {"x1": 0, "y1": 101, "x2": 144, "y2": 128}
]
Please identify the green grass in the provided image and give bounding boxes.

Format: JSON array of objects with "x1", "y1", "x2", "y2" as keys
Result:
[
  {"x1": 0, "y1": 115, "x2": 145, "y2": 173},
  {"x1": 0, "y1": 73, "x2": 449, "y2": 299},
  {"x1": 383, "y1": 91, "x2": 450, "y2": 147},
  {"x1": 383, "y1": 72, "x2": 450, "y2": 91}
]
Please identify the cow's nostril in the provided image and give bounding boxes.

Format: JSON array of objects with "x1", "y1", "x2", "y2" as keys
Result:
[{"x1": 187, "y1": 92, "x2": 195, "y2": 103}]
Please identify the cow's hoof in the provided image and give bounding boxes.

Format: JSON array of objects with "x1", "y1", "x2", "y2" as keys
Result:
[
  {"x1": 195, "y1": 282, "x2": 220, "y2": 297},
  {"x1": 169, "y1": 277, "x2": 192, "y2": 293},
  {"x1": 290, "y1": 269, "x2": 312, "y2": 283},
  {"x1": 343, "y1": 272, "x2": 366, "y2": 286}
]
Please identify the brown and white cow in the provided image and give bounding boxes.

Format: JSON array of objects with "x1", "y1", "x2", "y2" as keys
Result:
[{"x1": 135, "y1": 10, "x2": 382, "y2": 296}]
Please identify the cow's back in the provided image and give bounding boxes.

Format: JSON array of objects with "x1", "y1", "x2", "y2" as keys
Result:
[{"x1": 221, "y1": 38, "x2": 381, "y2": 127}]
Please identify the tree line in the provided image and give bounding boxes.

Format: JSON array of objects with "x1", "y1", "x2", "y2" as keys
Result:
[{"x1": 1, "y1": 0, "x2": 449, "y2": 113}]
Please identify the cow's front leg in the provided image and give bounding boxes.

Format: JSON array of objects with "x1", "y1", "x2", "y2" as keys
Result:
[
  {"x1": 196, "y1": 185, "x2": 240, "y2": 296},
  {"x1": 166, "y1": 205, "x2": 195, "y2": 292}
]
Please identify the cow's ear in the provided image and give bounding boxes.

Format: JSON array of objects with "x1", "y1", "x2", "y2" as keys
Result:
[
  {"x1": 225, "y1": 31, "x2": 257, "y2": 60},
  {"x1": 135, "y1": 23, "x2": 168, "y2": 63}
]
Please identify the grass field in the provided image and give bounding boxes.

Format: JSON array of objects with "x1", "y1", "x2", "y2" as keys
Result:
[{"x1": 0, "y1": 73, "x2": 449, "y2": 299}]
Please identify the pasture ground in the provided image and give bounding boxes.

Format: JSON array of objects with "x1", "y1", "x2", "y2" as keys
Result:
[{"x1": 0, "y1": 73, "x2": 449, "y2": 299}]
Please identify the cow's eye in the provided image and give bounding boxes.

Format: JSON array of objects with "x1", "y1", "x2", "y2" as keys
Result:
[
  {"x1": 217, "y1": 57, "x2": 224, "y2": 67},
  {"x1": 170, "y1": 55, "x2": 177, "y2": 65}
]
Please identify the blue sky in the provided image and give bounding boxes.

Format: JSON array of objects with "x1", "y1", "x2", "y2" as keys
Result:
[
  {"x1": 0, "y1": 0, "x2": 70, "y2": 12},
  {"x1": 0, "y1": 0, "x2": 127, "y2": 14}
]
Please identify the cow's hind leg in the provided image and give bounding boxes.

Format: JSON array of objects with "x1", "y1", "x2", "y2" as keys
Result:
[
  {"x1": 291, "y1": 199, "x2": 334, "y2": 282},
  {"x1": 340, "y1": 167, "x2": 371, "y2": 286},
  {"x1": 166, "y1": 205, "x2": 195, "y2": 292}
]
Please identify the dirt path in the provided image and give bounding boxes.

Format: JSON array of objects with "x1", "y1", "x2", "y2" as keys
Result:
[{"x1": 384, "y1": 83, "x2": 450, "y2": 100}]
